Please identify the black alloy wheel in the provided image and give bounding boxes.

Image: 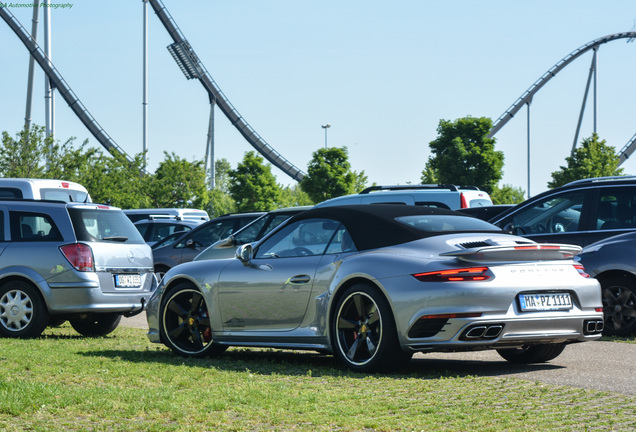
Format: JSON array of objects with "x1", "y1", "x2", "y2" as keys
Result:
[
  {"x1": 601, "y1": 276, "x2": 636, "y2": 337},
  {"x1": 160, "y1": 283, "x2": 227, "y2": 358},
  {"x1": 332, "y1": 283, "x2": 411, "y2": 373}
]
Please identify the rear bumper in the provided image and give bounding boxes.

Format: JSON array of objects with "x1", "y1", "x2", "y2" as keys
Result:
[
  {"x1": 45, "y1": 275, "x2": 158, "y2": 314},
  {"x1": 405, "y1": 313, "x2": 603, "y2": 353}
]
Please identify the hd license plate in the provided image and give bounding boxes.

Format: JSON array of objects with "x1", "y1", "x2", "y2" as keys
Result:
[
  {"x1": 519, "y1": 293, "x2": 572, "y2": 311},
  {"x1": 115, "y1": 274, "x2": 142, "y2": 288}
]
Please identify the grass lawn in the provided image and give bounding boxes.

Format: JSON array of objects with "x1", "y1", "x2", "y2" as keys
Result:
[{"x1": 1, "y1": 324, "x2": 635, "y2": 431}]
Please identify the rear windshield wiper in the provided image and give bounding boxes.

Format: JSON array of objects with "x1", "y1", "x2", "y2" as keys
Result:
[{"x1": 103, "y1": 236, "x2": 129, "y2": 242}]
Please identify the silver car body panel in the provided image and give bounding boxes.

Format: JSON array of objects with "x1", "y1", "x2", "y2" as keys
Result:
[
  {"x1": 147, "y1": 232, "x2": 602, "y2": 352},
  {"x1": 0, "y1": 201, "x2": 156, "y2": 315}
]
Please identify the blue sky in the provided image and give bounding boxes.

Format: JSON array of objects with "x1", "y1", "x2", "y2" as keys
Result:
[{"x1": 1, "y1": 1, "x2": 635, "y2": 198}]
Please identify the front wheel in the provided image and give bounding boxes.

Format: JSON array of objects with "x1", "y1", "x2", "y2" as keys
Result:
[
  {"x1": 0, "y1": 281, "x2": 49, "y2": 338},
  {"x1": 601, "y1": 276, "x2": 636, "y2": 336},
  {"x1": 496, "y1": 344, "x2": 566, "y2": 364},
  {"x1": 332, "y1": 283, "x2": 411, "y2": 373},
  {"x1": 160, "y1": 283, "x2": 227, "y2": 358},
  {"x1": 70, "y1": 313, "x2": 122, "y2": 336}
]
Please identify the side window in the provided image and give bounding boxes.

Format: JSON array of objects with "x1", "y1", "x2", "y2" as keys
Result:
[
  {"x1": 593, "y1": 187, "x2": 636, "y2": 230},
  {"x1": 510, "y1": 191, "x2": 584, "y2": 235},
  {"x1": 10, "y1": 212, "x2": 62, "y2": 242},
  {"x1": 325, "y1": 224, "x2": 357, "y2": 254},
  {"x1": 135, "y1": 223, "x2": 151, "y2": 239},
  {"x1": 255, "y1": 219, "x2": 340, "y2": 258},
  {"x1": 177, "y1": 220, "x2": 233, "y2": 248},
  {"x1": 0, "y1": 188, "x2": 22, "y2": 199}
]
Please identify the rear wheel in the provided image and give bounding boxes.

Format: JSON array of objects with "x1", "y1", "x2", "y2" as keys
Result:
[
  {"x1": 0, "y1": 280, "x2": 49, "y2": 338},
  {"x1": 70, "y1": 313, "x2": 122, "y2": 336},
  {"x1": 601, "y1": 276, "x2": 636, "y2": 336},
  {"x1": 496, "y1": 344, "x2": 566, "y2": 363},
  {"x1": 160, "y1": 283, "x2": 227, "y2": 358},
  {"x1": 332, "y1": 283, "x2": 411, "y2": 373}
]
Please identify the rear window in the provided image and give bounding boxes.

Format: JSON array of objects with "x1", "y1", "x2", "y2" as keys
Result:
[
  {"x1": 396, "y1": 215, "x2": 502, "y2": 234},
  {"x1": 69, "y1": 208, "x2": 145, "y2": 244},
  {"x1": 40, "y1": 188, "x2": 90, "y2": 203}
]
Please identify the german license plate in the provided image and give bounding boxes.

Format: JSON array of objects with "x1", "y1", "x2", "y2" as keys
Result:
[
  {"x1": 115, "y1": 274, "x2": 141, "y2": 288},
  {"x1": 519, "y1": 293, "x2": 572, "y2": 311}
]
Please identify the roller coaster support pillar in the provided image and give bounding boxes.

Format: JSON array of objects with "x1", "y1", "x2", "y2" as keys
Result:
[
  {"x1": 43, "y1": 0, "x2": 54, "y2": 140},
  {"x1": 24, "y1": 1, "x2": 40, "y2": 134},
  {"x1": 205, "y1": 98, "x2": 216, "y2": 189},
  {"x1": 143, "y1": 0, "x2": 149, "y2": 169},
  {"x1": 572, "y1": 48, "x2": 597, "y2": 154}
]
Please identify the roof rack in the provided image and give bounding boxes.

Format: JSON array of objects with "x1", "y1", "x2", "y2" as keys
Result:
[
  {"x1": 563, "y1": 175, "x2": 636, "y2": 187},
  {"x1": 359, "y1": 184, "x2": 481, "y2": 194}
]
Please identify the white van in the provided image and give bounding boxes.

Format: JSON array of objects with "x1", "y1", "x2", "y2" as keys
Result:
[
  {"x1": 0, "y1": 178, "x2": 91, "y2": 202},
  {"x1": 315, "y1": 185, "x2": 492, "y2": 210},
  {"x1": 123, "y1": 208, "x2": 210, "y2": 223}
]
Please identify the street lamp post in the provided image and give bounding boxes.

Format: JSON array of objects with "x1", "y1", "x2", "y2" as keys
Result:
[{"x1": 321, "y1": 124, "x2": 331, "y2": 148}]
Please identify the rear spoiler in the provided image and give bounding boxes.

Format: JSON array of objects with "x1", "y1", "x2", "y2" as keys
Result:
[{"x1": 440, "y1": 244, "x2": 582, "y2": 263}]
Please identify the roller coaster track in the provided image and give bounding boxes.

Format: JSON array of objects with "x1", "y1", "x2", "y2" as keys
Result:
[
  {"x1": 148, "y1": 0, "x2": 305, "y2": 181},
  {"x1": 0, "y1": 5, "x2": 135, "y2": 163},
  {"x1": 1, "y1": 2, "x2": 305, "y2": 181},
  {"x1": 488, "y1": 31, "x2": 636, "y2": 165}
]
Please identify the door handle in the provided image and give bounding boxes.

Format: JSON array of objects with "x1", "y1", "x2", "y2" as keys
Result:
[{"x1": 288, "y1": 275, "x2": 311, "y2": 285}]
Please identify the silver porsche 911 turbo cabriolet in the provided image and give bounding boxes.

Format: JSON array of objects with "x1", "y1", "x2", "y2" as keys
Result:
[{"x1": 146, "y1": 205, "x2": 604, "y2": 373}]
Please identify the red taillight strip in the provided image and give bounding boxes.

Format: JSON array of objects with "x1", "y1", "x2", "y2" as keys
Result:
[
  {"x1": 413, "y1": 267, "x2": 491, "y2": 282},
  {"x1": 418, "y1": 312, "x2": 483, "y2": 320},
  {"x1": 514, "y1": 245, "x2": 560, "y2": 250},
  {"x1": 573, "y1": 264, "x2": 590, "y2": 278}
]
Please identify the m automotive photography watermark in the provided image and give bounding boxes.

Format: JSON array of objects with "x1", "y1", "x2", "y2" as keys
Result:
[{"x1": 0, "y1": 3, "x2": 74, "y2": 9}]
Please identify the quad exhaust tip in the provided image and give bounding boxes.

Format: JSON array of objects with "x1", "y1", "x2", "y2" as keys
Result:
[
  {"x1": 461, "y1": 323, "x2": 504, "y2": 340},
  {"x1": 584, "y1": 319, "x2": 604, "y2": 335}
]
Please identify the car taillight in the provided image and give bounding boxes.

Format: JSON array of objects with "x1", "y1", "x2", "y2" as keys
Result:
[
  {"x1": 413, "y1": 267, "x2": 490, "y2": 282},
  {"x1": 460, "y1": 192, "x2": 468, "y2": 209},
  {"x1": 60, "y1": 243, "x2": 95, "y2": 272},
  {"x1": 573, "y1": 264, "x2": 590, "y2": 278}
]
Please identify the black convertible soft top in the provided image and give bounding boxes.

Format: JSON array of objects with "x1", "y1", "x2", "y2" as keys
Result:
[{"x1": 287, "y1": 204, "x2": 487, "y2": 251}]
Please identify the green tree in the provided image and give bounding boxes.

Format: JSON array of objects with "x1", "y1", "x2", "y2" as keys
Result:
[
  {"x1": 300, "y1": 147, "x2": 367, "y2": 203},
  {"x1": 280, "y1": 183, "x2": 313, "y2": 208},
  {"x1": 205, "y1": 159, "x2": 236, "y2": 217},
  {"x1": 548, "y1": 133, "x2": 624, "y2": 189},
  {"x1": 145, "y1": 152, "x2": 209, "y2": 209},
  {"x1": 80, "y1": 151, "x2": 150, "y2": 208},
  {"x1": 490, "y1": 184, "x2": 526, "y2": 204},
  {"x1": 229, "y1": 151, "x2": 283, "y2": 211},
  {"x1": 421, "y1": 117, "x2": 504, "y2": 194}
]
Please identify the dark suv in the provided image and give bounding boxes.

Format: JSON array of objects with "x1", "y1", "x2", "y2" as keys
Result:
[
  {"x1": 491, "y1": 176, "x2": 636, "y2": 247},
  {"x1": 0, "y1": 200, "x2": 156, "y2": 338}
]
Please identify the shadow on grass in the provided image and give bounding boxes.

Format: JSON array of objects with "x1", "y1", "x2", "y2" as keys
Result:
[{"x1": 80, "y1": 346, "x2": 562, "y2": 379}]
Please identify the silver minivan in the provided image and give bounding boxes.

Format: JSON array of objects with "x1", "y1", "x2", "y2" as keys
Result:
[{"x1": 0, "y1": 199, "x2": 156, "y2": 338}]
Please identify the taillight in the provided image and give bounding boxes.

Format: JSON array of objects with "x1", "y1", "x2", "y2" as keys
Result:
[
  {"x1": 413, "y1": 267, "x2": 490, "y2": 282},
  {"x1": 60, "y1": 243, "x2": 94, "y2": 272},
  {"x1": 460, "y1": 192, "x2": 468, "y2": 208},
  {"x1": 573, "y1": 264, "x2": 590, "y2": 278}
]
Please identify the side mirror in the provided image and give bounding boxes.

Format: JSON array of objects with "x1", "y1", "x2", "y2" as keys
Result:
[
  {"x1": 186, "y1": 239, "x2": 196, "y2": 249},
  {"x1": 236, "y1": 244, "x2": 253, "y2": 263}
]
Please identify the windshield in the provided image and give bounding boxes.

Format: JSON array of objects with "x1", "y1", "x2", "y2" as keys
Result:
[
  {"x1": 69, "y1": 208, "x2": 145, "y2": 243},
  {"x1": 396, "y1": 215, "x2": 502, "y2": 233}
]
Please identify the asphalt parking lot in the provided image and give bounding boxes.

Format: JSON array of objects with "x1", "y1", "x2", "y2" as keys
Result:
[{"x1": 121, "y1": 315, "x2": 636, "y2": 395}]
